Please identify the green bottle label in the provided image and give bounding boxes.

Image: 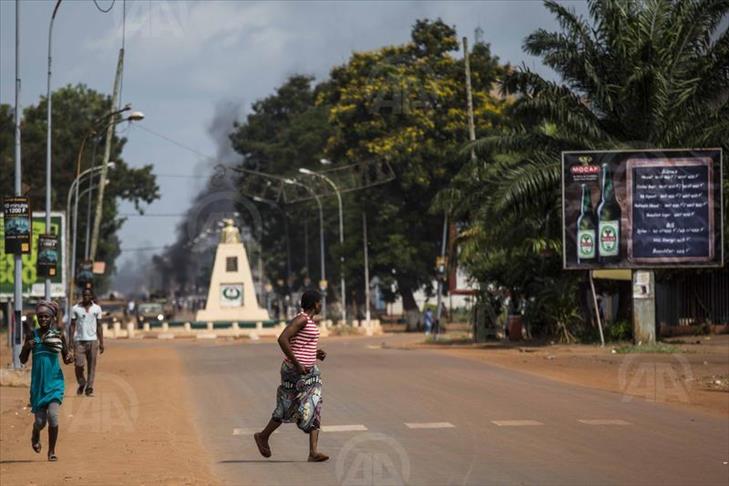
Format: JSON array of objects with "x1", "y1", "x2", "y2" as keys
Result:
[
  {"x1": 578, "y1": 230, "x2": 596, "y2": 259},
  {"x1": 599, "y1": 221, "x2": 619, "y2": 256}
]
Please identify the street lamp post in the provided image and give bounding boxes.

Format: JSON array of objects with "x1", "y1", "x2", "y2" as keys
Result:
[
  {"x1": 299, "y1": 166, "x2": 346, "y2": 324},
  {"x1": 44, "y1": 0, "x2": 62, "y2": 299},
  {"x1": 252, "y1": 196, "x2": 293, "y2": 320},
  {"x1": 71, "y1": 111, "x2": 143, "y2": 269},
  {"x1": 12, "y1": 0, "x2": 23, "y2": 368},
  {"x1": 65, "y1": 163, "x2": 114, "y2": 311},
  {"x1": 252, "y1": 197, "x2": 291, "y2": 282},
  {"x1": 284, "y1": 178, "x2": 327, "y2": 320}
]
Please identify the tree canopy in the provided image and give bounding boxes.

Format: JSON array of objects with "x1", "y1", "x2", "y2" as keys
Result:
[{"x1": 0, "y1": 84, "x2": 159, "y2": 291}]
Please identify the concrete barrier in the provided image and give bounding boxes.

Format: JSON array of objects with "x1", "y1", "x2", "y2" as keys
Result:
[
  {"x1": 184, "y1": 322, "x2": 191, "y2": 331},
  {"x1": 162, "y1": 322, "x2": 169, "y2": 332},
  {"x1": 0, "y1": 368, "x2": 30, "y2": 387},
  {"x1": 127, "y1": 322, "x2": 136, "y2": 339},
  {"x1": 207, "y1": 322, "x2": 214, "y2": 331},
  {"x1": 143, "y1": 323, "x2": 150, "y2": 332}
]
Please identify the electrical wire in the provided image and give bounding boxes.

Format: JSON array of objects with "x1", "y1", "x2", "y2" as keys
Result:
[
  {"x1": 92, "y1": 0, "x2": 115, "y2": 13},
  {"x1": 132, "y1": 125, "x2": 217, "y2": 163}
]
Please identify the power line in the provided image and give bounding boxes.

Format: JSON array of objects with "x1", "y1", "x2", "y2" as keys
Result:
[
  {"x1": 92, "y1": 0, "x2": 115, "y2": 13},
  {"x1": 132, "y1": 125, "x2": 216, "y2": 162}
]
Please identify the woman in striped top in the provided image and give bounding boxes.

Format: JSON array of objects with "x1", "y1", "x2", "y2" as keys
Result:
[{"x1": 254, "y1": 290, "x2": 329, "y2": 462}]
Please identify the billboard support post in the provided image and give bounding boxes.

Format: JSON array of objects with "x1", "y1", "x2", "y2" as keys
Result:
[
  {"x1": 588, "y1": 271, "x2": 605, "y2": 347},
  {"x1": 632, "y1": 270, "x2": 656, "y2": 344}
]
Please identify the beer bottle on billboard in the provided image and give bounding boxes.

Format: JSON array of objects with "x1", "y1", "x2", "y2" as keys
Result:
[
  {"x1": 597, "y1": 163, "x2": 621, "y2": 263},
  {"x1": 576, "y1": 183, "x2": 597, "y2": 264}
]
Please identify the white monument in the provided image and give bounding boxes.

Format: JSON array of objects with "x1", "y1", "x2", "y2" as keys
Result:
[{"x1": 196, "y1": 219, "x2": 269, "y2": 322}]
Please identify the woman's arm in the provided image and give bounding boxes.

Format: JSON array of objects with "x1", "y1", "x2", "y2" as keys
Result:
[
  {"x1": 60, "y1": 333, "x2": 73, "y2": 364},
  {"x1": 19, "y1": 334, "x2": 34, "y2": 364},
  {"x1": 277, "y1": 315, "x2": 308, "y2": 373}
]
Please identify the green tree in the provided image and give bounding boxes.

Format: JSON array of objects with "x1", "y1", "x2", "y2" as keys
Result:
[
  {"x1": 0, "y1": 84, "x2": 159, "y2": 291},
  {"x1": 321, "y1": 19, "x2": 505, "y2": 326}
]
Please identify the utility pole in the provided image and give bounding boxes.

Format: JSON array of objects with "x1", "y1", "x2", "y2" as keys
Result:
[
  {"x1": 12, "y1": 0, "x2": 23, "y2": 368},
  {"x1": 362, "y1": 211, "x2": 371, "y2": 327},
  {"x1": 435, "y1": 214, "x2": 448, "y2": 338},
  {"x1": 90, "y1": 47, "x2": 124, "y2": 261},
  {"x1": 463, "y1": 36, "x2": 476, "y2": 162}
]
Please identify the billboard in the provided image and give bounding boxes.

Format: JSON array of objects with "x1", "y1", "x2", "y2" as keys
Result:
[
  {"x1": 3, "y1": 196, "x2": 32, "y2": 254},
  {"x1": 0, "y1": 212, "x2": 66, "y2": 298},
  {"x1": 562, "y1": 149, "x2": 723, "y2": 269}
]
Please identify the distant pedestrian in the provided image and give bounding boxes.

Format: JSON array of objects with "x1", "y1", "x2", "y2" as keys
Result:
[
  {"x1": 423, "y1": 308, "x2": 434, "y2": 335},
  {"x1": 20, "y1": 300, "x2": 73, "y2": 461},
  {"x1": 69, "y1": 288, "x2": 104, "y2": 397},
  {"x1": 254, "y1": 290, "x2": 329, "y2": 462}
]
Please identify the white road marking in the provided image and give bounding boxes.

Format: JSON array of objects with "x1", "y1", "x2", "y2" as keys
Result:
[
  {"x1": 233, "y1": 428, "x2": 269, "y2": 436},
  {"x1": 491, "y1": 420, "x2": 544, "y2": 427},
  {"x1": 321, "y1": 424, "x2": 368, "y2": 432},
  {"x1": 578, "y1": 419, "x2": 631, "y2": 426},
  {"x1": 404, "y1": 422, "x2": 455, "y2": 429}
]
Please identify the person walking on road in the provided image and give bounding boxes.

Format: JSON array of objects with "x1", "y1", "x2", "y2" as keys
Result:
[
  {"x1": 254, "y1": 290, "x2": 329, "y2": 462},
  {"x1": 20, "y1": 300, "x2": 73, "y2": 461},
  {"x1": 69, "y1": 288, "x2": 104, "y2": 397},
  {"x1": 423, "y1": 307, "x2": 434, "y2": 335}
]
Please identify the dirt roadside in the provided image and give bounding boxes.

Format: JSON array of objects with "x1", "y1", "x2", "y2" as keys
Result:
[
  {"x1": 0, "y1": 339, "x2": 218, "y2": 485},
  {"x1": 398, "y1": 333, "x2": 729, "y2": 418}
]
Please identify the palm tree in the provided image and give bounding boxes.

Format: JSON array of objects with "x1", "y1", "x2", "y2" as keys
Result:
[{"x1": 479, "y1": 0, "x2": 728, "y2": 218}]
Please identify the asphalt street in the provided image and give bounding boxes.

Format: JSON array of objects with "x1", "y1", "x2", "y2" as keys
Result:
[{"x1": 181, "y1": 335, "x2": 729, "y2": 486}]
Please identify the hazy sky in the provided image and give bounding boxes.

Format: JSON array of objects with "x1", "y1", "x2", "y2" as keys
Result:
[{"x1": 0, "y1": 0, "x2": 587, "y2": 285}]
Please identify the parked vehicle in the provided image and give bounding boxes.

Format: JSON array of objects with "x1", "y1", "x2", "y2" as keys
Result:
[{"x1": 136, "y1": 302, "x2": 169, "y2": 327}]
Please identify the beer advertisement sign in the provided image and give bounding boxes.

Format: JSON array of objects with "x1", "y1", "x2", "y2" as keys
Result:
[{"x1": 562, "y1": 149, "x2": 723, "y2": 269}]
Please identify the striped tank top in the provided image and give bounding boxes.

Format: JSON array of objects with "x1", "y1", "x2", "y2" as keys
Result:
[{"x1": 287, "y1": 311, "x2": 319, "y2": 368}]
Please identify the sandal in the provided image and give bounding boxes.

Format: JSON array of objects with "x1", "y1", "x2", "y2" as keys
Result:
[
  {"x1": 253, "y1": 432, "x2": 271, "y2": 458},
  {"x1": 308, "y1": 452, "x2": 329, "y2": 462},
  {"x1": 48, "y1": 452, "x2": 57, "y2": 462},
  {"x1": 32, "y1": 429, "x2": 41, "y2": 453}
]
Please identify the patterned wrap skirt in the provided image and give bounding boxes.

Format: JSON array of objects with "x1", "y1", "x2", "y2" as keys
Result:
[{"x1": 271, "y1": 361, "x2": 322, "y2": 433}]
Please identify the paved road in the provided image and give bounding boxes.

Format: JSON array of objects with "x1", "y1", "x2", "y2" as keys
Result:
[{"x1": 181, "y1": 335, "x2": 729, "y2": 485}]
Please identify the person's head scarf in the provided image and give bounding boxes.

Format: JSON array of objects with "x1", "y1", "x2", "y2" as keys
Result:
[{"x1": 36, "y1": 299, "x2": 60, "y2": 321}]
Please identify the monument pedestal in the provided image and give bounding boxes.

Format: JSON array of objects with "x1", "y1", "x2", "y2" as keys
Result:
[{"x1": 196, "y1": 221, "x2": 269, "y2": 322}]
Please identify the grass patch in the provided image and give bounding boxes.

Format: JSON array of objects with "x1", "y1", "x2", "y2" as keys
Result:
[
  {"x1": 614, "y1": 342, "x2": 682, "y2": 354},
  {"x1": 424, "y1": 333, "x2": 473, "y2": 345}
]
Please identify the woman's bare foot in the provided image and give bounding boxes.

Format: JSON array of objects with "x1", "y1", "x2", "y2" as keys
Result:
[
  {"x1": 254, "y1": 432, "x2": 271, "y2": 458},
  {"x1": 308, "y1": 452, "x2": 329, "y2": 462}
]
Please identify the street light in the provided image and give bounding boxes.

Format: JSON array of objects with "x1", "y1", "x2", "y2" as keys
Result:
[
  {"x1": 298, "y1": 167, "x2": 347, "y2": 324},
  {"x1": 65, "y1": 162, "x2": 114, "y2": 310},
  {"x1": 44, "y1": 0, "x2": 62, "y2": 299},
  {"x1": 284, "y1": 178, "x2": 327, "y2": 320},
  {"x1": 252, "y1": 196, "x2": 292, "y2": 282},
  {"x1": 252, "y1": 196, "x2": 293, "y2": 319}
]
